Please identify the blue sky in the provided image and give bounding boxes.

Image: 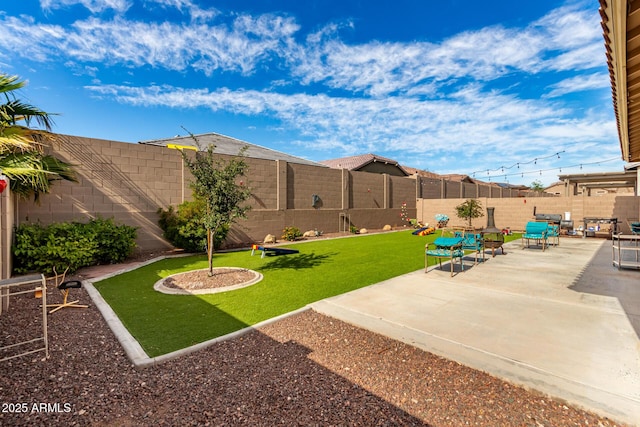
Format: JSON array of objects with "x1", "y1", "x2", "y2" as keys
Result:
[{"x1": 0, "y1": 0, "x2": 625, "y2": 185}]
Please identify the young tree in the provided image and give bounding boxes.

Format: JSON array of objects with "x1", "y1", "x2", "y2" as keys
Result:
[
  {"x1": 455, "y1": 198, "x2": 484, "y2": 228},
  {"x1": 0, "y1": 73, "x2": 77, "y2": 199},
  {"x1": 181, "y1": 135, "x2": 252, "y2": 275},
  {"x1": 530, "y1": 180, "x2": 545, "y2": 193}
]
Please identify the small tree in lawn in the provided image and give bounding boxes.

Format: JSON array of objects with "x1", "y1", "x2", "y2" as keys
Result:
[
  {"x1": 455, "y1": 198, "x2": 484, "y2": 228},
  {"x1": 182, "y1": 137, "x2": 251, "y2": 276}
]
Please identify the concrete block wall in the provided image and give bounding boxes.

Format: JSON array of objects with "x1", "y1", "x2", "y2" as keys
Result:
[
  {"x1": 12, "y1": 135, "x2": 420, "y2": 254},
  {"x1": 389, "y1": 175, "x2": 418, "y2": 208},
  {"x1": 243, "y1": 157, "x2": 278, "y2": 210},
  {"x1": 286, "y1": 163, "x2": 343, "y2": 210},
  {"x1": 19, "y1": 135, "x2": 179, "y2": 251},
  {"x1": 350, "y1": 170, "x2": 386, "y2": 209},
  {"x1": 417, "y1": 195, "x2": 640, "y2": 233}
]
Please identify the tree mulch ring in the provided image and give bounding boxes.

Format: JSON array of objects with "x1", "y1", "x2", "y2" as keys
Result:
[{"x1": 153, "y1": 267, "x2": 263, "y2": 295}]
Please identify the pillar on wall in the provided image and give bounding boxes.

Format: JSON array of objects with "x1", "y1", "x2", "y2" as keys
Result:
[
  {"x1": 341, "y1": 169, "x2": 350, "y2": 210},
  {"x1": 276, "y1": 160, "x2": 287, "y2": 211},
  {"x1": 383, "y1": 174, "x2": 390, "y2": 209},
  {"x1": 0, "y1": 186, "x2": 13, "y2": 280}
]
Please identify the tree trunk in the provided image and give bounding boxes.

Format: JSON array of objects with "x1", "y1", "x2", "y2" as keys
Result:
[{"x1": 207, "y1": 228, "x2": 214, "y2": 276}]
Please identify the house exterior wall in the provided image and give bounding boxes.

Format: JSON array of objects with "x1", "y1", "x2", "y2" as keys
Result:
[{"x1": 359, "y1": 162, "x2": 407, "y2": 176}]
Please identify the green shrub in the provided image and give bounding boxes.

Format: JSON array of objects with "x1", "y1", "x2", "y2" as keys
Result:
[
  {"x1": 87, "y1": 218, "x2": 137, "y2": 264},
  {"x1": 157, "y1": 199, "x2": 228, "y2": 252},
  {"x1": 282, "y1": 226, "x2": 302, "y2": 241},
  {"x1": 12, "y1": 219, "x2": 137, "y2": 274}
]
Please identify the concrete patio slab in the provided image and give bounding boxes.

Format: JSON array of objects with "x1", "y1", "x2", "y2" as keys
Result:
[{"x1": 312, "y1": 237, "x2": 640, "y2": 425}]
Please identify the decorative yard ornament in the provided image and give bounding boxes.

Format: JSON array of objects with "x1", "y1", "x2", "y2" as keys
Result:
[{"x1": 0, "y1": 174, "x2": 7, "y2": 193}]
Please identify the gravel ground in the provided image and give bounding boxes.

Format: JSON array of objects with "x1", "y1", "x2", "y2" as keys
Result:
[
  {"x1": 0, "y1": 279, "x2": 630, "y2": 427},
  {"x1": 162, "y1": 268, "x2": 257, "y2": 291}
]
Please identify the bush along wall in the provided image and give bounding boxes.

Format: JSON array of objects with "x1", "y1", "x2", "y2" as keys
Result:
[
  {"x1": 157, "y1": 200, "x2": 228, "y2": 252},
  {"x1": 12, "y1": 218, "x2": 137, "y2": 275}
]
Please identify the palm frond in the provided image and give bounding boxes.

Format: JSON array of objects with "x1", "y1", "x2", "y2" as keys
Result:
[
  {"x1": 0, "y1": 100, "x2": 56, "y2": 130},
  {"x1": 0, "y1": 126, "x2": 47, "y2": 153},
  {"x1": 0, "y1": 74, "x2": 25, "y2": 96},
  {"x1": 1, "y1": 152, "x2": 77, "y2": 200}
]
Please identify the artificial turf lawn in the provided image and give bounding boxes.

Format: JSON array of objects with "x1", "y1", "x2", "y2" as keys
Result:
[{"x1": 94, "y1": 230, "x2": 521, "y2": 357}]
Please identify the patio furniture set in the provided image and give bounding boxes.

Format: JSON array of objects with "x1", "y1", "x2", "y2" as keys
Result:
[
  {"x1": 425, "y1": 219, "x2": 564, "y2": 277},
  {"x1": 424, "y1": 229, "x2": 502, "y2": 277}
]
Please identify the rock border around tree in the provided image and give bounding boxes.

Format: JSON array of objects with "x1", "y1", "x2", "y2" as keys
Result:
[{"x1": 154, "y1": 267, "x2": 263, "y2": 295}]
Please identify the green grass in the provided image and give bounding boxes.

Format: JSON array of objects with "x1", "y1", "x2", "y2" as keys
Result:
[{"x1": 94, "y1": 230, "x2": 521, "y2": 357}]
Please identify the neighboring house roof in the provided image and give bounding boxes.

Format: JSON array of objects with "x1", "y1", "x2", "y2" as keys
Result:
[
  {"x1": 439, "y1": 173, "x2": 497, "y2": 185},
  {"x1": 545, "y1": 181, "x2": 564, "y2": 189},
  {"x1": 600, "y1": 0, "x2": 640, "y2": 162},
  {"x1": 401, "y1": 166, "x2": 442, "y2": 179},
  {"x1": 319, "y1": 153, "x2": 409, "y2": 175},
  {"x1": 139, "y1": 132, "x2": 325, "y2": 167},
  {"x1": 494, "y1": 182, "x2": 528, "y2": 190}
]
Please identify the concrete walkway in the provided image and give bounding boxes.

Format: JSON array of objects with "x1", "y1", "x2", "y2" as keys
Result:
[{"x1": 312, "y1": 238, "x2": 640, "y2": 425}]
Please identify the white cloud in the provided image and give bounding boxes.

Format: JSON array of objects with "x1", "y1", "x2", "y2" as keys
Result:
[
  {"x1": 2, "y1": 2, "x2": 606, "y2": 96},
  {"x1": 545, "y1": 72, "x2": 610, "y2": 98},
  {"x1": 0, "y1": 13, "x2": 299, "y2": 75},
  {"x1": 40, "y1": 0, "x2": 131, "y2": 13},
  {"x1": 85, "y1": 82, "x2": 617, "y2": 163},
  {"x1": 289, "y1": 4, "x2": 604, "y2": 97},
  {"x1": 2, "y1": 1, "x2": 620, "y2": 183},
  {"x1": 143, "y1": 0, "x2": 218, "y2": 22}
]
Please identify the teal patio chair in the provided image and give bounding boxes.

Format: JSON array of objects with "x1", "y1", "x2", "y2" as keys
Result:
[
  {"x1": 546, "y1": 224, "x2": 560, "y2": 246},
  {"x1": 425, "y1": 236, "x2": 464, "y2": 277},
  {"x1": 522, "y1": 221, "x2": 549, "y2": 251},
  {"x1": 454, "y1": 230, "x2": 485, "y2": 264}
]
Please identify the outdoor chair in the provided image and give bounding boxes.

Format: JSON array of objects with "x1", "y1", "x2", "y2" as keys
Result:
[
  {"x1": 425, "y1": 236, "x2": 464, "y2": 277},
  {"x1": 628, "y1": 219, "x2": 640, "y2": 235},
  {"x1": 546, "y1": 224, "x2": 560, "y2": 246},
  {"x1": 454, "y1": 231, "x2": 485, "y2": 264},
  {"x1": 522, "y1": 221, "x2": 549, "y2": 251}
]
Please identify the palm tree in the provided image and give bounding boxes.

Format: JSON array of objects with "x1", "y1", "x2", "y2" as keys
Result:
[{"x1": 0, "y1": 73, "x2": 76, "y2": 199}]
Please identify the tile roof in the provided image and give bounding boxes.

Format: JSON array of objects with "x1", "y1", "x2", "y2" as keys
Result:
[
  {"x1": 139, "y1": 132, "x2": 325, "y2": 167},
  {"x1": 319, "y1": 153, "x2": 409, "y2": 175}
]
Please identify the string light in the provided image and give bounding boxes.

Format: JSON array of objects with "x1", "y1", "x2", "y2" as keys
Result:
[
  {"x1": 468, "y1": 151, "x2": 565, "y2": 176},
  {"x1": 463, "y1": 157, "x2": 619, "y2": 182}
]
